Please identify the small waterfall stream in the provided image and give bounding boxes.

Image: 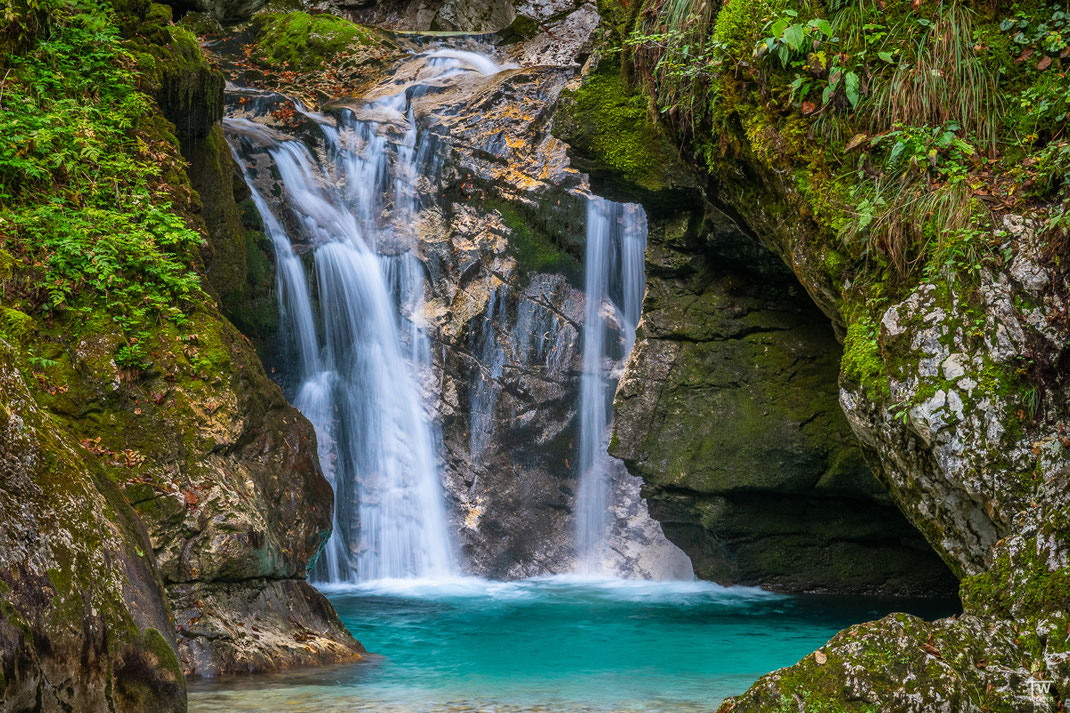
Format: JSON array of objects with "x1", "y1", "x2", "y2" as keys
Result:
[{"x1": 576, "y1": 198, "x2": 649, "y2": 572}]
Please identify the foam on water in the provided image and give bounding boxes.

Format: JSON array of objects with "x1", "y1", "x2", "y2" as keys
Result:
[{"x1": 316, "y1": 574, "x2": 778, "y2": 603}]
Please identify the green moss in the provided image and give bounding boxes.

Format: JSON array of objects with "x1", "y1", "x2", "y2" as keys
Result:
[
  {"x1": 712, "y1": 0, "x2": 782, "y2": 56},
  {"x1": 556, "y1": 66, "x2": 685, "y2": 194},
  {"x1": 253, "y1": 11, "x2": 381, "y2": 70},
  {"x1": 491, "y1": 200, "x2": 580, "y2": 283},
  {"x1": 0, "y1": 307, "x2": 34, "y2": 343},
  {"x1": 961, "y1": 537, "x2": 1070, "y2": 622},
  {"x1": 841, "y1": 313, "x2": 889, "y2": 400},
  {"x1": 822, "y1": 248, "x2": 846, "y2": 283},
  {"x1": 221, "y1": 229, "x2": 279, "y2": 341}
]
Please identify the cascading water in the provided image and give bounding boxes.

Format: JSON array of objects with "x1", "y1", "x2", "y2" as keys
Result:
[
  {"x1": 575, "y1": 197, "x2": 648, "y2": 572},
  {"x1": 224, "y1": 67, "x2": 481, "y2": 582},
  {"x1": 224, "y1": 39, "x2": 682, "y2": 582}
]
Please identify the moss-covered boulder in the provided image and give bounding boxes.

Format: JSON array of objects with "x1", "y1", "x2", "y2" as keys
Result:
[
  {"x1": 719, "y1": 613, "x2": 1032, "y2": 713},
  {"x1": 251, "y1": 11, "x2": 385, "y2": 71},
  {"x1": 0, "y1": 341, "x2": 185, "y2": 713},
  {"x1": 553, "y1": 61, "x2": 695, "y2": 206}
]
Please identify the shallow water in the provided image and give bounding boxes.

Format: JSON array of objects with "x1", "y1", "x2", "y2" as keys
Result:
[{"x1": 188, "y1": 576, "x2": 957, "y2": 713}]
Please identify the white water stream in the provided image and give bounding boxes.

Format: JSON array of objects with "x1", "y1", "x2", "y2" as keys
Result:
[
  {"x1": 223, "y1": 53, "x2": 515, "y2": 582},
  {"x1": 226, "y1": 42, "x2": 679, "y2": 583},
  {"x1": 575, "y1": 198, "x2": 649, "y2": 572}
]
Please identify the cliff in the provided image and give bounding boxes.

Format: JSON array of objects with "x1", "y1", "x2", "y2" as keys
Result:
[
  {"x1": 0, "y1": 2, "x2": 363, "y2": 708},
  {"x1": 587, "y1": 0, "x2": 1070, "y2": 705}
]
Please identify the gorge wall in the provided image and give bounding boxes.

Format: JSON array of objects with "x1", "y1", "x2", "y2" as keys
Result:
[
  {"x1": 610, "y1": 207, "x2": 957, "y2": 594},
  {"x1": 0, "y1": 4, "x2": 362, "y2": 710},
  {"x1": 592, "y1": 0, "x2": 1070, "y2": 707},
  {"x1": 551, "y1": 54, "x2": 957, "y2": 594}
]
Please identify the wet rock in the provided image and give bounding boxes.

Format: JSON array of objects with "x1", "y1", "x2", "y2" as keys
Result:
[
  {"x1": 219, "y1": 22, "x2": 683, "y2": 578},
  {"x1": 719, "y1": 613, "x2": 1034, "y2": 713},
  {"x1": 172, "y1": 579, "x2": 364, "y2": 676}
]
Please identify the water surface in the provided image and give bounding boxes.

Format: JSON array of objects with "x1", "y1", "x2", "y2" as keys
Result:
[{"x1": 189, "y1": 576, "x2": 957, "y2": 713}]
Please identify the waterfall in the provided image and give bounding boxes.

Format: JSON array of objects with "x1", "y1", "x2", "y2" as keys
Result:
[
  {"x1": 224, "y1": 41, "x2": 685, "y2": 583},
  {"x1": 575, "y1": 197, "x2": 648, "y2": 572},
  {"x1": 225, "y1": 91, "x2": 458, "y2": 583}
]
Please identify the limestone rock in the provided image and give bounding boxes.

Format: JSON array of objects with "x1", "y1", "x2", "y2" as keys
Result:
[
  {"x1": 719, "y1": 613, "x2": 1035, "y2": 713},
  {"x1": 611, "y1": 208, "x2": 957, "y2": 595}
]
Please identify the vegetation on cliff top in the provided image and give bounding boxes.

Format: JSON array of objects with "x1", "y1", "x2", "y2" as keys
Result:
[
  {"x1": 624, "y1": 0, "x2": 1070, "y2": 445},
  {"x1": 628, "y1": 0, "x2": 1070, "y2": 291},
  {"x1": 204, "y1": 11, "x2": 397, "y2": 108},
  {"x1": 251, "y1": 11, "x2": 381, "y2": 69},
  {"x1": 0, "y1": 0, "x2": 208, "y2": 368}
]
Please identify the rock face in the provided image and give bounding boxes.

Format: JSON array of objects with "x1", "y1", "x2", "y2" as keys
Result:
[
  {"x1": 163, "y1": 0, "x2": 267, "y2": 22},
  {"x1": 1, "y1": 3, "x2": 363, "y2": 697},
  {"x1": 611, "y1": 210, "x2": 958, "y2": 594},
  {"x1": 721, "y1": 224, "x2": 1070, "y2": 709},
  {"x1": 0, "y1": 342, "x2": 185, "y2": 713},
  {"x1": 591, "y1": 0, "x2": 1070, "y2": 702},
  {"x1": 347, "y1": 0, "x2": 594, "y2": 35},
  {"x1": 549, "y1": 42, "x2": 956, "y2": 593}
]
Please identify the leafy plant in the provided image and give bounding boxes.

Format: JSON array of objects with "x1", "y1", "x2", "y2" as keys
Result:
[
  {"x1": 0, "y1": 4, "x2": 207, "y2": 346},
  {"x1": 756, "y1": 11, "x2": 836, "y2": 68}
]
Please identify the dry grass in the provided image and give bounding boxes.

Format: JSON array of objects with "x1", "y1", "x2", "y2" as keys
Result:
[
  {"x1": 844, "y1": 176, "x2": 977, "y2": 277},
  {"x1": 870, "y1": 2, "x2": 1000, "y2": 150}
]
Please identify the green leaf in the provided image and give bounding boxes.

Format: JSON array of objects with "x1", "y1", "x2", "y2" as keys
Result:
[
  {"x1": 889, "y1": 140, "x2": 907, "y2": 166},
  {"x1": 782, "y1": 23, "x2": 806, "y2": 51},
  {"x1": 845, "y1": 71, "x2": 860, "y2": 108},
  {"x1": 878, "y1": 50, "x2": 894, "y2": 63},
  {"x1": 814, "y1": 19, "x2": 833, "y2": 37}
]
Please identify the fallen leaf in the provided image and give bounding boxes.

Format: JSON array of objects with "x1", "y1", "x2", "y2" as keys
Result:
[
  {"x1": 1038, "y1": 55, "x2": 1052, "y2": 71},
  {"x1": 1017, "y1": 48, "x2": 1035, "y2": 62},
  {"x1": 922, "y1": 643, "x2": 942, "y2": 658},
  {"x1": 814, "y1": 650, "x2": 828, "y2": 665},
  {"x1": 801, "y1": 101, "x2": 817, "y2": 115},
  {"x1": 845, "y1": 133, "x2": 869, "y2": 151}
]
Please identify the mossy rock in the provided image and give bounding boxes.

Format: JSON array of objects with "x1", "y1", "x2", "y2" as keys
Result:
[
  {"x1": 0, "y1": 340, "x2": 185, "y2": 713},
  {"x1": 251, "y1": 11, "x2": 383, "y2": 71},
  {"x1": 0, "y1": 307, "x2": 34, "y2": 344},
  {"x1": 554, "y1": 63, "x2": 694, "y2": 207},
  {"x1": 719, "y1": 613, "x2": 1034, "y2": 713},
  {"x1": 488, "y1": 198, "x2": 581, "y2": 286}
]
